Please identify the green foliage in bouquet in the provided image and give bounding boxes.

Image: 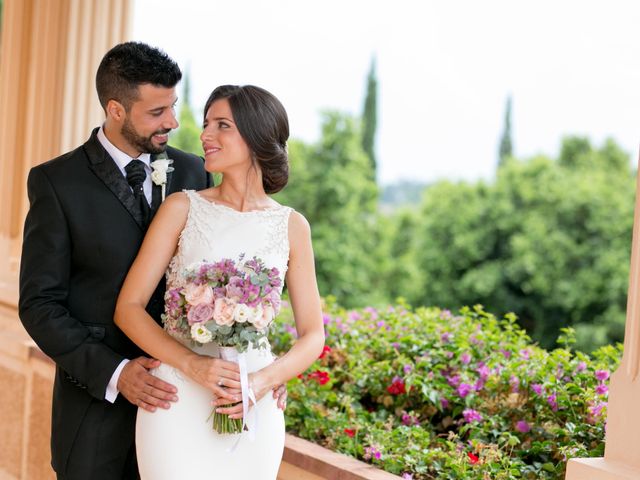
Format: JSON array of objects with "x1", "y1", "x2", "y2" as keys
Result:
[{"x1": 271, "y1": 300, "x2": 621, "y2": 479}]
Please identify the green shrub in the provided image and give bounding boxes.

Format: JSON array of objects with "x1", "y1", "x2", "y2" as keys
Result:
[{"x1": 272, "y1": 301, "x2": 621, "y2": 479}]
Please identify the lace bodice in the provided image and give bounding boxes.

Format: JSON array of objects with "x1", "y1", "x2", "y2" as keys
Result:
[{"x1": 166, "y1": 189, "x2": 292, "y2": 310}]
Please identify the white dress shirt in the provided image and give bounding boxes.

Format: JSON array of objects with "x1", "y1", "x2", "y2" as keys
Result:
[{"x1": 97, "y1": 126, "x2": 153, "y2": 402}]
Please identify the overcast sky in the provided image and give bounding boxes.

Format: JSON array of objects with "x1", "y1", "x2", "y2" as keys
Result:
[{"x1": 133, "y1": 0, "x2": 640, "y2": 185}]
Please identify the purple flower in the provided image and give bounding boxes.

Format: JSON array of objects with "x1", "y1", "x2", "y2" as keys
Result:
[
  {"x1": 440, "y1": 309, "x2": 452, "y2": 319},
  {"x1": 590, "y1": 401, "x2": 606, "y2": 418},
  {"x1": 457, "y1": 383, "x2": 473, "y2": 398},
  {"x1": 474, "y1": 379, "x2": 485, "y2": 391},
  {"x1": 515, "y1": 420, "x2": 531, "y2": 433},
  {"x1": 500, "y1": 349, "x2": 512, "y2": 359},
  {"x1": 575, "y1": 361, "x2": 587, "y2": 373},
  {"x1": 447, "y1": 374, "x2": 461, "y2": 387},
  {"x1": 547, "y1": 393, "x2": 558, "y2": 412},
  {"x1": 445, "y1": 351, "x2": 454, "y2": 359},
  {"x1": 595, "y1": 384, "x2": 609, "y2": 396},
  {"x1": 510, "y1": 375, "x2": 520, "y2": 393},
  {"x1": 402, "y1": 474, "x2": 413, "y2": 480},
  {"x1": 460, "y1": 352, "x2": 471, "y2": 365},
  {"x1": 322, "y1": 314, "x2": 331, "y2": 325},
  {"x1": 440, "y1": 397, "x2": 450, "y2": 409},
  {"x1": 531, "y1": 383, "x2": 544, "y2": 395},
  {"x1": 519, "y1": 349, "x2": 531, "y2": 360},
  {"x1": 364, "y1": 446, "x2": 382, "y2": 460},
  {"x1": 462, "y1": 408, "x2": 483, "y2": 423},
  {"x1": 403, "y1": 364, "x2": 413, "y2": 374},
  {"x1": 441, "y1": 332, "x2": 452, "y2": 343},
  {"x1": 376, "y1": 320, "x2": 386, "y2": 328},
  {"x1": 595, "y1": 370, "x2": 610, "y2": 382},
  {"x1": 391, "y1": 342, "x2": 401, "y2": 349},
  {"x1": 476, "y1": 365, "x2": 490, "y2": 380}
]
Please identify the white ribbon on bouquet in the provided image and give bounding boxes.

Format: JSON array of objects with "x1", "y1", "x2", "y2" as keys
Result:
[{"x1": 219, "y1": 347, "x2": 259, "y2": 451}]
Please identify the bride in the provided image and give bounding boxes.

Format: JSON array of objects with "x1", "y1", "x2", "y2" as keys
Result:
[{"x1": 114, "y1": 85, "x2": 324, "y2": 479}]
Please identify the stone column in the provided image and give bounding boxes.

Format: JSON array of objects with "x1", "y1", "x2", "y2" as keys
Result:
[
  {"x1": 0, "y1": 1, "x2": 132, "y2": 478},
  {"x1": 566, "y1": 153, "x2": 640, "y2": 478}
]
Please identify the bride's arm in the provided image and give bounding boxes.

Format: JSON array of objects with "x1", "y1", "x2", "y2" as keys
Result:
[
  {"x1": 114, "y1": 192, "x2": 240, "y2": 403},
  {"x1": 249, "y1": 211, "x2": 325, "y2": 400}
]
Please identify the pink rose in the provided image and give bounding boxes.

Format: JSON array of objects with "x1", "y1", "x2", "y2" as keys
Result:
[
  {"x1": 252, "y1": 305, "x2": 274, "y2": 330},
  {"x1": 213, "y1": 298, "x2": 236, "y2": 326},
  {"x1": 187, "y1": 303, "x2": 215, "y2": 325},
  {"x1": 184, "y1": 284, "x2": 214, "y2": 306}
]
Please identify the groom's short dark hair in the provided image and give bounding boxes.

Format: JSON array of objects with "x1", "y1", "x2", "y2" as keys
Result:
[{"x1": 96, "y1": 42, "x2": 182, "y2": 111}]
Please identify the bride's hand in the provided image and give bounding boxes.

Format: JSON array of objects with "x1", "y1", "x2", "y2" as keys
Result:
[
  {"x1": 212, "y1": 387, "x2": 244, "y2": 419},
  {"x1": 184, "y1": 354, "x2": 241, "y2": 402}
]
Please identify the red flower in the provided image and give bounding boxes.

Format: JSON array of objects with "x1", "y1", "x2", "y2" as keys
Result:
[
  {"x1": 467, "y1": 452, "x2": 480, "y2": 464},
  {"x1": 296, "y1": 373, "x2": 304, "y2": 379},
  {"x1": 319, "y1": 345, "x2": 332, "y2": 359},
  {"x1": 386, "y1": 377, "x2": 406, "y2": 395},
  {"x1": 344, "y1": 428, "x2": 355, "y2": 437},
  {"x1": 309, "y1": 370, "x2": 330, "y2": 385}
]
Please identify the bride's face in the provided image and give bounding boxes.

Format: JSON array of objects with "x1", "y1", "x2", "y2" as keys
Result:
[{"x1": 200, "y1": 99, "x2": 252, "y2": 174}]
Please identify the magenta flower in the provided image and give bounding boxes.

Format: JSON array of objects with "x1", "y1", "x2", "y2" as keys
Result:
[
  {"x1": 595, "y1": 384, "x2": 609, "y2": 396},
  {"x1": 447, "y1": 374, "x2": 461, "y2": 387},
  {"x1": 441, "y1": 332, "x2": 452, "y2": 343},
  {"x1": 403, "y1": 364, "x2": 413, "y2": 374},
  {"x1": 457, "y1": 383, "x2": 473, "y2": 398},
  {"x1": 595, "y1": 370, "x2": 610, "y2": 382},
  {"x1": 402, "y1": 474, "x2": 413, "y2": 480},
  {"x1": 476, "y1": 365, "x2": 490, "y2": 380},
  {"x1": 575, "y1": 361, "x2": 587, "y2": 373},
  {"x1": 547, "y1": 393, "x2": 558, "y2": 411},
  {"x1": 462, "y1": 408, "x2": 483, "y2": 423},
  {"x1": 364, "y1": 446, "x2": 382, "y2": 460},
  {"x1": 440, "y1": 397, "x2": 450, "y2": 409},
  {"x1": 460, "y1": 352, "x2": 471, "y2": 365},
  {"x1": 515, "y1": 420, "x2": 531, "y2": 433},
  {"x1": 322, "y1": 314, "x2": 331, "y2": 325},
  {"x1": 509, "y1": 375, "x2": 520, "y2": 392},
  {"x1": 531, "y1": 383, "x2": 544, "y2": 395},
  {"x1": 519, "y1": 349, "x2": 531, "y2": 360}
]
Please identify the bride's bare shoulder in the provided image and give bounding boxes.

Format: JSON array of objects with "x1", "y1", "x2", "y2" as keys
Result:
[{"x1": 288, "y1": 210, "x2": 311, "y2": 240}]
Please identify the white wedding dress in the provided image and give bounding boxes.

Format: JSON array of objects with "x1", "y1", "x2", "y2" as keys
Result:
[{"x1": 136, "y1": 190, "x2": 291, "y2": 479}]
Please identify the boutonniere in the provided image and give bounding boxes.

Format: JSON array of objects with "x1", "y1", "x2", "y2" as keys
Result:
[{"x1": 150, "y1": 154, "x2": 174, "y2": 201}]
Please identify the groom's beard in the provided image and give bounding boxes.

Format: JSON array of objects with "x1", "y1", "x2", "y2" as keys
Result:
[{"x1": 121, "y1": 117, "x2": 170, "y2": 155}]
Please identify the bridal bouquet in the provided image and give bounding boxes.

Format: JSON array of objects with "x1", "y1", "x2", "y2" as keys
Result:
[{"x1": 162, "y1": 256, "x2": 282, "y2": 433}]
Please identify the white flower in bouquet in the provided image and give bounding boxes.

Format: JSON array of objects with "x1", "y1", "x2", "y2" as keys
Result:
[
  {"x1": 233, "y1": 303, "x2": 254, "y2": 323},
  {"x1": 252, "y1": 304, "x2": 275, "y2": 330},
  {"x1": 213, "y1": 297, "x2": 236, "y2": 326},
  {"x1": 191, "y1": 323, "x2": 213, "y2": 343}
]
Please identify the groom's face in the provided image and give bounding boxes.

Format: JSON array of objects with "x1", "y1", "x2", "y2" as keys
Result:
[{"x1": 121, "y1": 84, "x2": 179, "y2": 155}]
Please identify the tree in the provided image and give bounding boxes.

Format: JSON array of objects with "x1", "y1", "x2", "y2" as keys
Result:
[
  {"x1": 498, "y1": 95, "x2": 513, "y2": 167},
  {"x1": 169, "y1": 70, "x2": 202, "y2": 156},
  {"x1": 361, "y1": 57, "x2": 378, "y2": 179},
  {"x1": 409, "y1": 136, "x2": 634, "y2": 350},
  {"x1": 275, "y1": 111, "x2": 382, "y2": 306}
]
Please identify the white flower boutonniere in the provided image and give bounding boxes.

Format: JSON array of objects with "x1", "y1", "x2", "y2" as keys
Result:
[{"x1": 150, "y1": 156, "x2": 174, "y2": 201}]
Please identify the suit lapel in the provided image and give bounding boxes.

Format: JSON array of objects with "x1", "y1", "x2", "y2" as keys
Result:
[{"x1": 84, "y1": 129, "x2": 145, "y2": 230}]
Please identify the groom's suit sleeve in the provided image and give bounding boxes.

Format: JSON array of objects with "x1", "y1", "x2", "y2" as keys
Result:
[{"x1": 18, "y1": 167, "x2": 124, "y2": 401}]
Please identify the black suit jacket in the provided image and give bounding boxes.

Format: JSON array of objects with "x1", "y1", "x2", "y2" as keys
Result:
[{"x1": 18, "y1": 128, "x2": 209, "y2": 475}]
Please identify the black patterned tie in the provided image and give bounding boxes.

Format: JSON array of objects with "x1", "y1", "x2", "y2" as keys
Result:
[{"x1": 125, "y1": 159, "x2": 151, "y2": 227}]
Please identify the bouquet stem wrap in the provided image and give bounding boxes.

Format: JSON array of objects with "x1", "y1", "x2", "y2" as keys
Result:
[{"x1": 216, "y1": 346, "x2": 258, "y2": 448}]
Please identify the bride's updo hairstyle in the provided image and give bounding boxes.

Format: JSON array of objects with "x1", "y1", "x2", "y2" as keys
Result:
[{"x1": 203, "y1": 85, "x2": 289, "y2": 194}]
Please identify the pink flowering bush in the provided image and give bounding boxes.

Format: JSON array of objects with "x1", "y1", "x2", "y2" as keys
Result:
[{"x1": 272, "y1": 301, "x2": 621, "y2": 479}]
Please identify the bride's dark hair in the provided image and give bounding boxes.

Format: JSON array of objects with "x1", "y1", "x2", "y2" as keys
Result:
[{"x1": 203, "y1": 85, "x2": 289, "y2": 194}]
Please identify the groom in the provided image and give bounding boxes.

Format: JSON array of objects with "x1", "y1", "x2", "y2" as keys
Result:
[{"x1": 18, "y1": 42, "x2": 269, "y2": 480}]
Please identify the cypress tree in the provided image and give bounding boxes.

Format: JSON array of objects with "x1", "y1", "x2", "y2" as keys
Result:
[
  {"x1": 361, "y1": 57, "x2": 378, "y2": 179},
  {"x1": 498, "y1": 95, "x2": 513, "y2": 167}
]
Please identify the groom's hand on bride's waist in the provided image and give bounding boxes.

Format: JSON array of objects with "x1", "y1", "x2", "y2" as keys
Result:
[{"x1": 117, "y1": 356, "x2": 179, "y2": 412}]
